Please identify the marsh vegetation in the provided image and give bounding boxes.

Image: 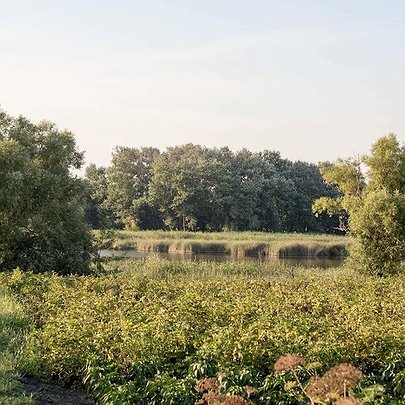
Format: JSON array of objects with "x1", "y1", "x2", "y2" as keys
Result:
[
  {"x1": 110, "y1": 230, "x2": 350, "y2": 259},
  {"x1": 1, "y1": 109, "x2": 405, "y2": 404},
  {"x1": 2, "y1": 259, "x2": 405, "y2": 404}
]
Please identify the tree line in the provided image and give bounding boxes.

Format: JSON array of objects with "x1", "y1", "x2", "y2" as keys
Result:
[
  {"x1": 84, "y1": 144, "x2": 340, "y2": 233},
  {"x1": 2, "y1": 108, "x2": 403, "y2": 276}
]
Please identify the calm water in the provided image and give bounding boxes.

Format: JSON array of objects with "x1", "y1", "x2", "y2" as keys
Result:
[{"x1": 99, "y1": 249, "x2": 344, "y2": 269}]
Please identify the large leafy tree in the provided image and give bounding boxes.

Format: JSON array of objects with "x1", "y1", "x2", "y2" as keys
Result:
[
  {"x1": 149, "y1": 144, "x2": 218, "y2": 230},
  {"x1": 350, "y1": 135, "x2": 405, "y2": 275},
  {"x1": 349, "y1": 188, "x2": 405, "y2": 275},
  {"x1": 106, "y1": 146, "x2": 162, "y2": 229},
  {"x1": 225, "y1": 149, "x2": 263, "y2": 230},
  {"x1": 313, "y1": 134, "x2": 405, "y2": 275},
  {"x1": 312, "y1": 158, "x2": 364, "y2": 231},
  {"x1": 281, "y1": 160, "x2": 340, "y2": 232},
  {"x1": 0, "y1": 110, "x2": 92, "y2": 274}
]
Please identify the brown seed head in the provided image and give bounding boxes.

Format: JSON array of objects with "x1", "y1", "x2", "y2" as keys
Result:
[
  {"x1": 201, "y1": 390, "x2": 223, "y2": 405},
  {"x1": 273, "y1": 354, "x2": 306, "y2": 373},
  {"x1": 306, "y1": 363, "x2": 363, "y2": 402},
  {"x1": 196, "y1": 377, "x2": 219, "y2": 393}
]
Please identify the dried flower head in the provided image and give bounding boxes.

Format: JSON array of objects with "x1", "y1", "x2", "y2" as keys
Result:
[
  {"x1": 306, "y1": 363, "x2": 363, "y2": 402},
  {"x1": 273, "y1": 354, "x2": 306, "y2": 373},
  {"x1": 196, "y1": 377, "x2": 218, "y2": 393},
  {"x1": 201, "y1": 390, "x2": 223, "y2": 405},
  {"x1": 243, "y1": 385, "x2": 257, "y2": 397}
]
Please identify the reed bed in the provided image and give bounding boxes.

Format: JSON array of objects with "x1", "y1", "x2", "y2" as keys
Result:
[{"x1": 111, "y1": 230, "x2": 351, "y2": 258}]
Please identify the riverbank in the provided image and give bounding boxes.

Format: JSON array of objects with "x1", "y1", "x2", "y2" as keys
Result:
[{"x1": 110, "y1": 230, "x2": 351, "y2": 258}]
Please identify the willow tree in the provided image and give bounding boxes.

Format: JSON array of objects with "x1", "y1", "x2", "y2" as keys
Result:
[
  {"x1": 0, "y1": 110, "x2": 92, "y2": 274},
  {"x1": 313, "y1": 134, "x2": 405, "y2": 275}
]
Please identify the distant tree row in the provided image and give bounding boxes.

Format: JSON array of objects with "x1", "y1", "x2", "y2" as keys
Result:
[
  {"x1": 2, "y1": 107, "x2": 402, "y2": 277},
  {"x1": 84, "y1": 144, "x2": 340, "y2": 232}
]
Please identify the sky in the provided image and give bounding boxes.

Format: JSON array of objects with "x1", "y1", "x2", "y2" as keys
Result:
[{"x1": 1, "y1": 0, "x2": 405, "y2": 167}]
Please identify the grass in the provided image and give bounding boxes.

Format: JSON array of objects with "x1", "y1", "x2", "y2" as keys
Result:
[
  {"x1": 110, "y1": 230, "x2": 351, "y2": 258},
  {"x1": 105, "y1": 255, "x2": 332, "y2": 279},
  {"x1": 0, "y1": 288, "x2": 34, "y2": 405},
  {"x1": 2, "y1": 259, "x2": 405, "y2": 403}
]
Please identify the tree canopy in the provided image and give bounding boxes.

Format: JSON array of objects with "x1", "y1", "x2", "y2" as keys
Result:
[
  {"x1": 105, "y1": 146, "x2": 162, "y2": 229},
  {"x1": 85, "y1": 144, "x2": 339, "y2": 232},
  {"x1": 0, "y1": 110, "x2": 92, "y2": 274},
  {"x1": 313, "y1": 134, "x2": 405, "y2": 275}
]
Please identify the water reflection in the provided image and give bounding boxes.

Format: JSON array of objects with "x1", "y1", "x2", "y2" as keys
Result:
[{"x1": 99, "y1": 249, "x2": 344, "y2": 269}]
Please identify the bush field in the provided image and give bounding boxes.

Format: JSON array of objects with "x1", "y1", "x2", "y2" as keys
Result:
[
  {"x1": 2, "y1": 258, "x2": 405, "y2": 403},
  {"x1": 0, "y1": 288, "x2": 34, "y2": 405}
]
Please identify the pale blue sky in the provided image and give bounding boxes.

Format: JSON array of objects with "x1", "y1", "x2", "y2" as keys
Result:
[{"x1": 1, "y1": 0, "x2": 404, "y2": 167}]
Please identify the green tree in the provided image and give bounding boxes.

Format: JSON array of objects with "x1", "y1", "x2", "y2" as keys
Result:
[
  {"x1": 349, "y1": 135, "x2": 405, "y2": 275},
  {"x1": 220, "y1": 148, "x2": 262, "y2": 231},
  {"x1": 349, "y1": 189, "x2": 405, "y2": 275},
  {"x1": 149, "y1": 144, "x2": 216, "y2": 230},
  {"x1": 148, "y1": 145, "x2": 338, "y2": 232},
  {"x1": 314, "y1": 134, "x2": 405, "y2": 275},
  {"x1": 282, "y1": 160, "x2": 339, "y2": 232},
  {"x1": 0, "y1": 110, "x2": 92, "y2": 274},
  {"x1": 364, "y1": 133, "x2": 405, "y2": 193},
  {"x1": 106, "y1": 146, "x2": 162, "y2": 229},
  {"x1": 312, "y1": 158, "x2": 364, "y2": 231},
  {"x1": 84, "y1": 164, "x2": 116, "y2": 229}
]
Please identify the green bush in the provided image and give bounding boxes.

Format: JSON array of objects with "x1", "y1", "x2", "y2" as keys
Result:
[
  {"x1": 349, "y1": 190, "x2": 405, "y2": 276},
  {"x1": 2, "y1": 260, "x2": 405, "y2": 403},
  {"x1": 0, "y1": 287, "x2": 34, "y2": 405}
]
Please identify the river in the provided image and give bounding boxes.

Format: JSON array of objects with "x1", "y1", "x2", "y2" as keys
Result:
[{"x1": 99, "y1": 249, "x2": 344, "y2": 269}]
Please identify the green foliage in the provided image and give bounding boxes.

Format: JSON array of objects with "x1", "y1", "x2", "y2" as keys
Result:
[
  {"x1": 364, "y1": 134, "x2": 405, "y2": 194},
  {"x1": 148, "y1": 145, "x2": 338, "y2": 232},
  {"x1": 312, "y1": 196, "x2": 345, "y2": 220},
  {"x1": 313, "y1": 134, "x2": 405, "y2": 275},
  {"x1": 106, "y1": 146, "x2": 162, "y2": 229},
  {"x1": 80, "y1": 143, "x2": 340, "y2": 232},
  {"x1": 348, "y1": 189, "x2": 405, "y2": 276},
  {"x1": 149, "y1": 144, "x2": 225, "y2": 231},
  {"x1": 0, "y1": 110, "x2": 93, "y2": 275},
  {"x1": 0, "y1": 287, "x2": 34, "y2": 405},
  {"x1": 313, "y1": 158, "x2": 364, "y2": 232},
  {"x1": 3, "y1": 260, "x2": 405, "y2": 403},
  {"x1": 83, "y1": 164, "x2": 116, "y2": 229},
  {"x1": 319, "y1": 158, "x2": 364, "y2": 197}
]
